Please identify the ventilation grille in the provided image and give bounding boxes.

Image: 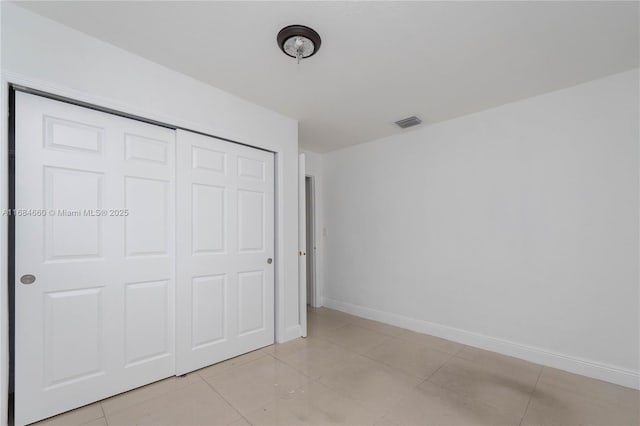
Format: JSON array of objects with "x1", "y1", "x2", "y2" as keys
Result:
[{"x1": 394, "y1": 116, "x2": 422, "y2": 129}]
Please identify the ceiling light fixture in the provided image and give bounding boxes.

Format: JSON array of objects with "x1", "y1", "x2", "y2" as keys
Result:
[{"x1": 277, "y1": 25, "x2": 321, "y2": 64}]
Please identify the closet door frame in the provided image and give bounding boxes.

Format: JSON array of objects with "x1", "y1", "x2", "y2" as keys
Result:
[{"x1": 2, "y1": 78, "x2": 300, "y2": 425}]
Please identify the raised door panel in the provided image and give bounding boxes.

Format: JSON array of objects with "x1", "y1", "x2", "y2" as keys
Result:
[
  {"x1": 237, "y1": 156, "x2": 265, "y2": 181},
  {"x1": 192, "y1": 184, "x2": 226, "y2": 254},
  {"x1": 124, "y1": 280, "x2": 170, "y2": 366},
  {"x1": 192, "y1": 146, "x2": 226, "y2": 173},
  {"x1": 125, "y1": 177, "x2": 169, "y2": 257},
  {"x1": 237, "y1": 190, "x2": 264, "y2": 253},
  {"x1": 237, "y1": 271, "x2": 265, "y2": 336},
  {"x1": 125, "y1": 134, "x2": 168, "y2": 164},
  {"x1": 191, "y1": 275, "x2": 227, "y2": 349},
  {"x1": 44, "y1": 115, "x2": 104, "y2": 154},
  {"x1": 43, "y1": 288, "x2": 104, "y2": 388},
  {"x1": 44, "y1": 167, "x2": 104, "y2": 261}
]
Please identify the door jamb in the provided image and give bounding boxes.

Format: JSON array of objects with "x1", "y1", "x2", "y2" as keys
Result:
[{"x1": 305, "y1": 175, "x2": 317, "y2": 308}]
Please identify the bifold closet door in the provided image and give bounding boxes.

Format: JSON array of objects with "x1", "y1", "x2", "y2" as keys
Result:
[
  {"x1": 175, "y1": 130, "x2": 275, "y2": 375},
  {"x1": 14, "y1": 92, "x2": 176, "y2": 426}
]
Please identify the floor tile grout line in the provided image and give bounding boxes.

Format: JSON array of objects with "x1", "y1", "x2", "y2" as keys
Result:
[
  {"x1": 195, "y1": 351, "x2": 269, "y2": 382},
  {"x1": 423, "y1": 373, "x2": 527, "y2": 423},
  {"x1": 424, "y1": 351, "x2": 544, "y2": 422},
  {"x1": 267, "y1": 341, "x2": 367, "y2": 385},
  {"x1": 310, "y1": 325, "x2": 391, "y2": 356},
  {"x1": 356, "y1": 336, "x2": 395, "y2": 361},
  {"x1": 314, "y1": 310, "x2": 471, "y2": 392},
  {"x1": 260, "y1": 337, "x2": 348, "y2": 380},
  {"x1": 373, "y1": 373, "x2": 431, "y2": 425},
  {"x1": 208, "y1": 350, "x2": 322, "y2": 406},
  {"x1": 422, "y1": 352, "x2": 455, "y2": 383},
  {"x1": 308, "y1": 314, "x2": 429, "y2": 423},
  {"x1": 319, "y1": 309, "x2": 534, "y2": 368},
  {"x1": 47, "y1": 307, "x2": 601, "y2": 425},
  {"x1": 357, "y1": 352, "x2": 424, "y2": 382},
  {"x1": 324, "y1": 307, "x2": 481, "y2": 358},
  {"x1": 89, "y1": 375, "x2": 198, "y2": 422},
  {"x1": 448, "y1": 347, "x2": 544, "y2": 378},
  {"x1": 98, "y1": 402, "x2": 107, "y2": 425},
  {"x1": 519, "y1": 366, "x2": 544, "y2": 426},
  {"x1": 359, "y1": 340, "x2": 450, "y2": 383},
  {"x1": 307, "y1": 322, "x2": 351, "y2": 345},
  {"x1": 391, "y1": 333, "x2": 464, "y2": 357},
  {"x1": 200, "y1": 371, "x2": 250, "y2": 424},
  {"x1": 266, "y1": 352, "x2": 319, "y2": 381}
]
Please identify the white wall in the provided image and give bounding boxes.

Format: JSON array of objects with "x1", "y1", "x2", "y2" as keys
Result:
[
  {"x1": 301, "y1": 150, "x2": 325, "y2": 307},
  {"x1": 323, "y1": 69, "x2": 639, "y2": 389},
  {"x1": 0, "y1": 4, "x2": 301, "y2": 424}
]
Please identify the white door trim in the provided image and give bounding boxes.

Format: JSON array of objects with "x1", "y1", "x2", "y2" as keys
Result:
[{"x1": 298, "y1": 154, "x2": 307, "y2": 337}]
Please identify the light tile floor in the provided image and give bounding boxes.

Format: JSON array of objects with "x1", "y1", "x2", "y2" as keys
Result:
[{"x1": 33, "y1": 307, "x2": 640, "y2": 425}]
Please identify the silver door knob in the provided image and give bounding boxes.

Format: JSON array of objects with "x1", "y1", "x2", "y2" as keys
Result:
[
  {"x1": 267, "y1": 258, "x2": 273, "y2": 264},
  {"x1": 20, "y1": 274, "x2": 36, "y2": 285}
]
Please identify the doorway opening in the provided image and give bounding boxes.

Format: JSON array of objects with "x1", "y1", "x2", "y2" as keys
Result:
[{"x1": 305, "y1": 176, "x2": 316, "y2": 308}]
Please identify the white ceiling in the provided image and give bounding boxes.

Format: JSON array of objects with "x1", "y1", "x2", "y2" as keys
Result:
[{"x1": 17, "y1": 1, "x2": 640, "y2": 152}]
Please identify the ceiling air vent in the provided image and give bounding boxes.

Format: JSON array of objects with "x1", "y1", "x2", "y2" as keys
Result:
[{"x1": 394, "y1": 116, "x2": 422, "y2": 129}]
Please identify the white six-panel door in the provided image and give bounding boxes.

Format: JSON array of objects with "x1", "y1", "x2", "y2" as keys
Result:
[
  {"x1": 15, "y1": 92, "x2": 176, "y2": 425},
  {"x1": 175, "y1": 130, "x2": 275, "y2": 375}
]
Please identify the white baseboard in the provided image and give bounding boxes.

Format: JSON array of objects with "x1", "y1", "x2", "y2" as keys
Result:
[{"x1": 323, "y1": 297, "x2": 639, "y2": 390}]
